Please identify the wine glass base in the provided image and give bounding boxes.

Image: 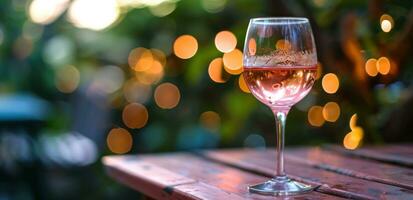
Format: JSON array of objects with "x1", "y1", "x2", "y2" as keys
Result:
[{"x1": 248, "y1": 176, "x2": 315, "y2": 196}]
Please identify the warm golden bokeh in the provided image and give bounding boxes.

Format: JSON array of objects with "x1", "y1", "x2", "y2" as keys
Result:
[
  {"x1": 380, "y1": 14, "x2": 394, "y2": 33},
  {"x1": 275, "y1": 39, "x2": 291, "y2": 51},
  {"x1": 248, "y1": 38, "x2": 256, "y2": 56},
  {"x1": 343, "y1": 132, "x2": 359, "y2": 150},
  {"x1": 154, "y1": 82, "x2": 181, "y2": 109},
  {"x1": 308, "y1": 106, "x2": 325, "y2": 127},
  {"x1": 238, "y1": 75, "x2": 250, "y2": 93},
  {"x1": 316, "y1": 62, "x2": 323, "y2": 80},
  {"x1": 377, "y1": 57, "x2": 391, "y2": 75},
  {"x1": 151, "y1": 48, "x2": 167, "y2": 67},
  {"x1": 106, "y1": 128, "x2": 133, "y2": 154},
  {"x1": 349, "y1": 113, "x2": 358, "y2": 130},
  {"x1": 208, "y1": 58, "x2": 228, "y2": 83},
  {"x1": 322, "y1": 102, "x2": 340, "y2": 122},
  {"x1": 199, "y1": 111, "x2": 221, "y2": 131},
  {"x1": 223, "y1": 49, "x2": 243, "y2": 74},
  {"x1": 55, "y1": 65, "x2": 80, "y2": 93},
  {"x1": 135, "y1": 60, "x2": 164, "y2": 85},
  {"x1": 365, "y1": 58, "x2": 378, "y2": 77},
  {"x1": 343, "y1": 114, "x2": 364, "y2": 150},
  {"x1": 322, "y1": 73, "x2": 339, "y2": 94},
  {"x1": 122, "y1": 103, "x2": 149, "y2": 129},
  {"x1": 173, "y1": 35, "x2": 198, "y2": 59},
  {"x1": 214, "y1": 31, "x2": 237, "y2": 53},
  {"x1": 128, "y1": 47, "x2": 153, "y2": 72}
]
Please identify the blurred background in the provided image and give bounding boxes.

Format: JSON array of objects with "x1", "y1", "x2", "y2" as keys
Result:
[{"x1": 0, "y1": 0, "x2": 412, "y2": 199}]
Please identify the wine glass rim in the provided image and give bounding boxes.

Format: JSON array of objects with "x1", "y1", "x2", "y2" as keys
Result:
[{"x1": 250, "y1": 17, "x2": 309, "y2": 25}]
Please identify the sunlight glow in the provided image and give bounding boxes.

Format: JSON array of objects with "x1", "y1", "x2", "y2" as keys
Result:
[
  {"x1": 29, "y1": 0, "x2": 69, "y2": 25},
  {"x1": 68, "y1": 0, "x2": 120, "y2": 30}
]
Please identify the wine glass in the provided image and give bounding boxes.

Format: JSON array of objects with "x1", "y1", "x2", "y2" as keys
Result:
[{"x1": 243, "y1": 17, "x2": 317, "y2": 195}]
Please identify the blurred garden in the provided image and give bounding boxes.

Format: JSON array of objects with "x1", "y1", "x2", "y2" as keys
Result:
[{"x1": 0, "y1": 0, "x2": 412, "y2": 199}]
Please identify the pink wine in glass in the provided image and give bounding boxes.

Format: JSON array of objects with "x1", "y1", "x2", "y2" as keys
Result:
[{"x1": 243, "y1": 66, "x2": 317, "y2": 108}]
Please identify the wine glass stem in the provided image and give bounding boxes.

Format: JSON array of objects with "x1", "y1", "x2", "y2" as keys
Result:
[{"x1": 272, "y1": 108, "x2": 289, "y2": 178}]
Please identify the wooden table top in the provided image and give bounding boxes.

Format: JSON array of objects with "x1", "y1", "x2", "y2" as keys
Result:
[{"x1": 103, "y1": 145, "x2": 413, "y2": 199}]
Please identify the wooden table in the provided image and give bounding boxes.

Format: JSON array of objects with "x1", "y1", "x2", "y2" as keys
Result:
[{"x1": 103, "y1": 145, "x2": 413, "y2": 199}]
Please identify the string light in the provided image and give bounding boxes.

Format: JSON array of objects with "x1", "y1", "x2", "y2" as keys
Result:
[
  {"x1": 377, "y1": 57, "x2": 391, "y2": 75},
  {"x1": 223, "y1": 49, "x2": 243, "y2": 75},
  {"x1": 215, "y1": 31, "x2": 237, "y2": 53},
  {"x1": 154, "y1": 82, "x2": 181, "y2": 109},
  {"x1": 122, "y1": 103, "x2": 148, "y2": 129},
  {"x1": 238, "y1": 75, "x2": 250, "y2": 93},
  {"x1": 365, "y1": 58, "x2": 378, "y2": 77},
  {"x1": 208, "y1": 58, "x2": 228, "y2": 83},
  {"x1": 106, "y1": 128, "x2": 132, "y2": 154},
  {"x1": 380, "y1": 14, "x2": 394, "y2": 33},
  {"x1": 173, "y1": 35, "x2": 198, "y2": 59},
  {"x1": 322, "y1": 73, "x2": 339, "y2": 94},
  {"x1": 308, "y1": 106, "x2": 325, "y2": 127},
  {"x1": 322, "y1": 102, "x2": 340, "y2": 122}
]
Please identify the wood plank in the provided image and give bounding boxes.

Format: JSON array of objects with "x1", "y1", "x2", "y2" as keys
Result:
[
  {"x1": 103, "y1": 153, "x2": 342, "y2": 200},
  {"x1": 141, "y1": 153, "x2": 341, "y2": 200},
  {"x1": 286, "y1": 147, "x2": 413, "y2": 190},
  {"x1": 103, "y1": 156, "x2": 198, "y2": 200},
  {"x1": 202, "y1": 149, "x2": 413, "y2": 200},
  {"x1": 325, "y1": 145, "x2": 413, "y2": 167}
]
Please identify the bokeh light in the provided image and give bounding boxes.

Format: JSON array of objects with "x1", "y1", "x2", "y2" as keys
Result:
[
  {"x1": 316, "y1": 62, "x2": 323, "y2": 80},
  {"x1": 238, "y1": 75, "x2": 250, "y2": 93},
  {"x1": 135, "y1": 60, "x2": 164, "y2": 85},
  {"x1": 154, "y1": 82, "x2": 181, "y2": 109},
  {"x1": 208, "y1": 58, "x2": 229, "y2": 83},
  {"x1": 215, "y1": 31, "x2": 237, "y2": 53},
  {"x1": 377, "y1": 57, "x2": 391, "y2": 75},
  {"x1": 349, "y1": 113, "x2": 358, "y2": 130},
  {"x1": 275, "y1": 39, "x2": 291, "y2": 50},
  {"x1": 223, "y1": 49, "x2": 243, "y2": 75},
  {"x1": 68, "y1": 0, "x2": 120, "y2": 31},
  {"x1": 90, "y1": 65, "x2": 125, "y2": 94},
  {"x1": 29, "y1": 0, "x2": 69, "y2": 25},
  {"x1": 55, "y1": 65, "x2": 80, "y2": 93},
  {"x1": 322, "y1": 73, "x2": 339, "y2": 94},
  {"x1": 106, "y1": 128, "x2": 132, "y2": 154},
  {"x1": 149, "y1": 1, "x2": 176, "y2": 17},
  {"x1": 365, "y1": 58, "x2": 378, "y2": 77},
  {"x1": 128, "y1": 47, "x2": 153, "y2": 72},
  {"x1": 248, "y1": 38, "x2": 256, "y2": 56},
  {"x1": 308, "y1": 106, "x2": 325, "y2": 127},
  {"x1": 343, "y1": 132, "x2": 359, "y2": 150},
  {"x1": 122, "y1": 103, "x2": 148, "y2": 129},
  {"x1": 344, "y1": 113, "x2": 364, "y2": 150},
  {"x1": 199, "y1": 111, "x2": 221, "y2": 132},
  {"x1": 201, "y1": 0, "x2": 227, "y2": 13},
  {"x1": 123, "y1": 79, "x2": 152, "y2": 103},
  {"x1": 173, "y1": 35, "x2": 198, "y2": 59},
  {"x1": 380, "y1": 14, "x2": 394, "y2": 33},
  {"x1": 322, "y1": 102, "x2": 340, "y2": 122}
]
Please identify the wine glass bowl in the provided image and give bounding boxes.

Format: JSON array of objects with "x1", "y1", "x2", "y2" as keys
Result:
[{"x1": 243, "y1": 17, "x2": 317, "y2": 196}]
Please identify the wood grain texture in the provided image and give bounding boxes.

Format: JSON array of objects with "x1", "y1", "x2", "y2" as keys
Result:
[
  {"x1": 103, "y1": 154, "x2": 343, "y2": 200},
  {"x1": 325, "y1": 145, "x2": 413, "y2": 167},
  {"x1": 286, "y1": 147, "x2": 413, "y2": 190},
  {"x1": 203, "y1": 149, "x2": 413, "y2": 200}
]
